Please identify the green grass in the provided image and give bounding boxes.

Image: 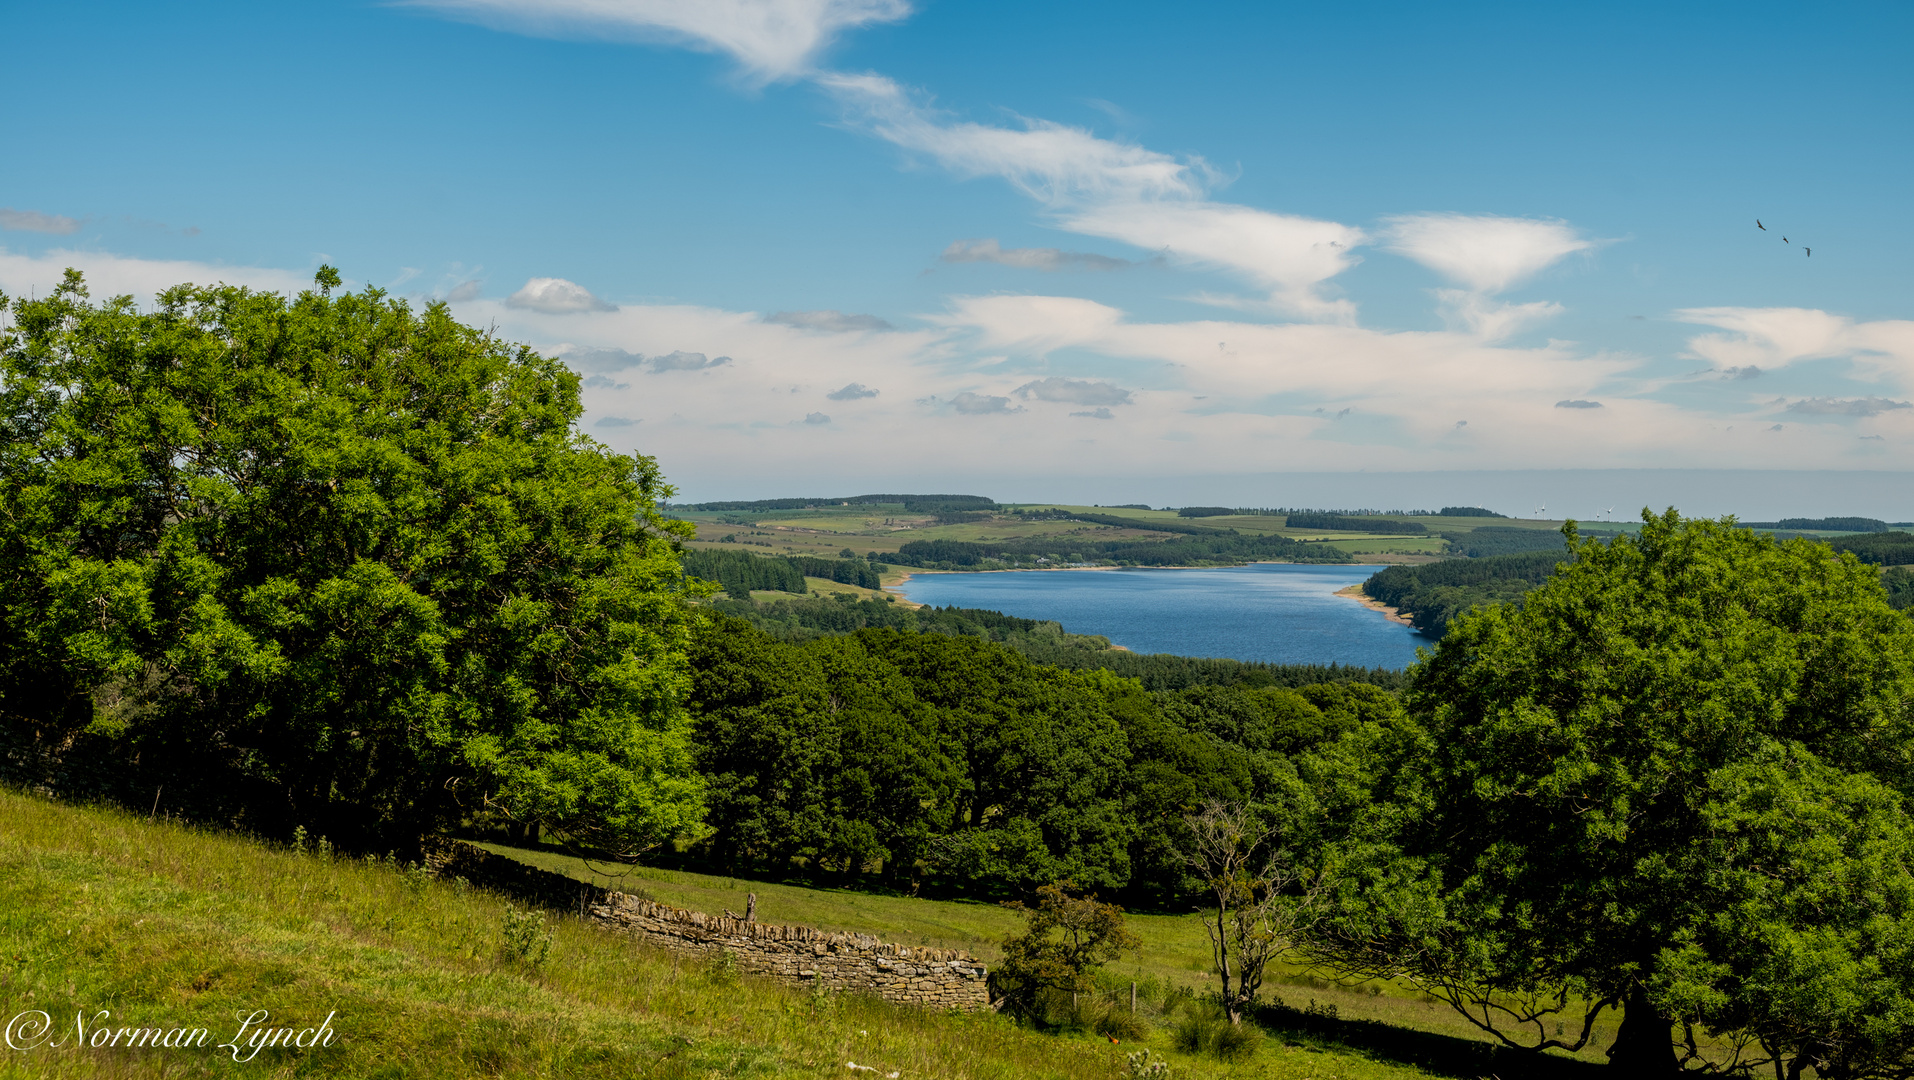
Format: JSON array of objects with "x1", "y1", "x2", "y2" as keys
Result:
[
  {"x1": 473, "y1": 844, "x2": 1632, "y2": 1070},
  {"x1": 0, "y1": 788, "x2": 1448, "y2": 1079}
]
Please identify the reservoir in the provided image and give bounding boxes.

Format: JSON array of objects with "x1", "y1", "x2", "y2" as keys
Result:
[{"x1": 894, "y1": 563, "x2": 1425, "y2": 670}]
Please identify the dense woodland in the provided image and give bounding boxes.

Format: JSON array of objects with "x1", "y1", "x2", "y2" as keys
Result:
[
  {"x1": 683, "y1": 611, "x2": 1398, "y2": 905},
  {"x1": 12, "y1": 275, "x2": 1914, "y2": 1075}
]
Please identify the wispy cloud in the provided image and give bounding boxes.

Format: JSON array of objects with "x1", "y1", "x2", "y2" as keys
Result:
[
  {"x1": 506, "y1": 276, "x2": 617, "y2": 313},
  {"x1": 827, "y1": 382, "x2": 878, "y2": 399},
  {"x1": 940, "y1": 238, "x2": 1135, "y2": 271},
  {"x1": 765, "y1": 309, "x2": 893, "y2": 331},
  {"x1": 1785, "y1": 396, "x2": 1911, "y2": 417},
  {"x1": 0, "y1": 208, "x2": 83, "y2": 235},
  {"x1": 821, "y1": 73, "x2": 1365, "y2": 321},
  {"x1": 1384, "y1": 214, "x2": 1594, "y2": 340},
  {"x1": 401, "y1": 0, "x2": 910, "y2": 81}
]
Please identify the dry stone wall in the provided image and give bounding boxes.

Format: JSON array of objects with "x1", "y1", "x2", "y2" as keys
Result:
[
  {"x1": 589, "y1": 892, "x2": 991, "y2": 1010},
  {"x1": 421, "y1": 838, "x2": 990, "y2": 1011}
]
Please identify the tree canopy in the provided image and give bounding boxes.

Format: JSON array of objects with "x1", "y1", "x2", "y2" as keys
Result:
[
  {"x1": 0, "y1": 270, "x2": 706, "y2": 855},
  {"x1": 1306, "y1": 510, "x2": 1914, "y2": 1076}
]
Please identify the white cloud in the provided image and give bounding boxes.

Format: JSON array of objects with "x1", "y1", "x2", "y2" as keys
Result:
[
  {"x1": 15, "y1": 248, "x2": 1914, "y2": 493},
  {"x1": 0, "y1": 247, "x2": 309, "y2": 304},
  {"x1": 0, "y1": 208, "x2": 83, "y2": 235},
  {"x1": 1677, "y1": 307, "x2": 1914, "y2": 386},
  {"x1": 403, "y1": 0, "x2": 909, "y2": 81},
  {"x1": 765, "y1": 309, "x2": 893, "y2": 331},
  {"x1": 505, "y1": 276, "x2": 617, "y2": 313},
  {"x1": 940, "y1": 238, "x2": 1134, "y2": 271},
  {"x1": 1434, "y1": 290, "x2": 1565, "y2": 341},
  {"x1": 823, "y1": 73, "x2": 1365, "y2": 321},
  {"x1": 446, "y1": 280, "x2": 483, "y2": 302},
  {"x1": 804, "y1": 411, "x2": 832, "y2": 424},
  {"x1": 1382, "y1": 214, "x2": 1593, "y2": 340},
  {"x1": 1384, "y1": 213, "x2": 1594, "y2": 294}
]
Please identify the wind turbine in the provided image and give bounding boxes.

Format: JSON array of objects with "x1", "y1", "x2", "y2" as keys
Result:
[{"x1": 1535, "y1": 503, "x2": 1547, "y2": 519}]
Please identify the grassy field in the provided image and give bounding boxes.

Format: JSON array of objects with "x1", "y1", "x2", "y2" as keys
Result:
[
  {"x1": 473, "y1": 842, "x2": 1629, "y2": 1070},
  {"x1": 671, "y1": 503, "x2": 1607, "y2": 565},
  {"x1": 0, "y1": 787, "x2": 1478, "y2": 1080}
]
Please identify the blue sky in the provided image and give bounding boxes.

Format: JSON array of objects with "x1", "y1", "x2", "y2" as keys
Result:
[{"x1": 5, "y1": 0, "x2": 1913, "y2": 514}]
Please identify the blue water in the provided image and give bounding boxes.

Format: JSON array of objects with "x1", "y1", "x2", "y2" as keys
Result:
[{"x1": 895, "y1": 564, "x2": 1425, "y2": 670}]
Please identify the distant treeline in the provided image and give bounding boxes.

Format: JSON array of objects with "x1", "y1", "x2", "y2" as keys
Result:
[
  {"x1": 1362, "y1": 551, "x2": 1567, "y2": 636},
  {"x1": 1438, "y1": 506, "x2": 1506, "y2": 517},
  {"x1": 683, "y1": 549, "x2": 882, "y2": 599},
  {"x1": 1439, "y1": 525, "x2": 1573, "y2": 558},
  {"x1": 1010, "y1": 642, "x2": 1409, "y2": 692},
  {"x1": 1176, "y1": 506, "x2": 1246, "y2": 518},
  {"x1": 676, "y1": 494, "x2": 997, "y2": 513},
  {"x1": 1743, "y1": 517, "x2": 1889, "y2": 533},
  {"x1": 712, "y1": 594, "x2": 1408, "y2": 692},
  {"x1": 714, "y1": 596, "x2": 1110, "y2": 650},
  {"x1": 1367, "y1": 531, "x2": 1914, "y2": 637},
  {"x1": 1283, "y1": 513, "x2": 1428, "y2": 535},
  {"x1": 890, "y1": 531, "x2": 1352, "y2": 569},
  {"x1": 1828, "y1": 531, "x2": 1914, "y2": 566}
]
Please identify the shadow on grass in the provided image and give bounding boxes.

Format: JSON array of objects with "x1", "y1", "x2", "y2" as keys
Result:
[{"x1": 1249, "y1": 1000, "x2": 1610, "y2": 1080}]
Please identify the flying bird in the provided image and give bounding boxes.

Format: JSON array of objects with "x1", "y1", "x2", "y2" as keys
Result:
[
  {"x1": 1783, "y1": 237, "x2": 1790, "y2": 244},
  {"x1": 1805, "y1": 247, "x2": 1811, "y2": 257},
  {"x1": 1757, "y1": 220, "x2": 1766, "y2": 230}
]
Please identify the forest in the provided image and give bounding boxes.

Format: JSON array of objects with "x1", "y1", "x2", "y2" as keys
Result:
[
  {"x1": 1282, "y1": 512, "x2": 1428, "y2": 534},
  {"x1": 681, "y1": 547, "x2": 883, "y2": 597}
]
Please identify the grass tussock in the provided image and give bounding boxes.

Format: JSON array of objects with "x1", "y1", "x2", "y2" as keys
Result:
[{"x1": 0, "y1": 788, "x2": 1432, "y2": 1079}]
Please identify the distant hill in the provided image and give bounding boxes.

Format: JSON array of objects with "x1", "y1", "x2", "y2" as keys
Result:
[
  {"x1": 1742, "y1": 517, "x2": 1889, "y2": 533},
  {"x1": 674, "y1": 493, "x2": 996, "y2": 512}
]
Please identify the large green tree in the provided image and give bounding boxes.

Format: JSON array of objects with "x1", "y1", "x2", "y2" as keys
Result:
[
  {"x1": 0, "y1": 269, "x2": 706, "y2": 854},
  {"x1": 1304, "y1": 511, "x2": 1914, "y2": 1076}
]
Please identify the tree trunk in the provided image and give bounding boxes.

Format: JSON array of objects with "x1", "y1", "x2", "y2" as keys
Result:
[{"x1": 1607, "y1": 986, "x2": 1679, "y2": 1075}]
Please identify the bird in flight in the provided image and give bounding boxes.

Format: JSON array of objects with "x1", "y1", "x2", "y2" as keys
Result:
[
  {"x1": 1783, "y1": 236, "x2": 1790, "y2": 244},
  {"x1": 1757, "y1": 220, "x2": 1766, "y2": 230},
  {"x1": 1806, "y1": 247, "x2": 1812, "y2": 257}
]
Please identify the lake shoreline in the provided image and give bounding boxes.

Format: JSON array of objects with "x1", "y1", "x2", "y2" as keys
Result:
[
  {"x1": 1335, "y1": 584, "x2": 1419, "y2": 630},
  {"x1": 892, "y1": 563, "x2": 1423, "y2": 669}
]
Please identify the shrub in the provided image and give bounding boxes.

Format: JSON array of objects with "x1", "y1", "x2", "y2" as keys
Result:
[
  {"x1": 1172, "y1": 998, "x2": 1261, "y2": 1061},
  {"x1": 499, "y1": 905, "x2": 553, "y2": 966},
  {"x1": 1093, "y1": 1006, "x2": 1150, "y2": 1042}
]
